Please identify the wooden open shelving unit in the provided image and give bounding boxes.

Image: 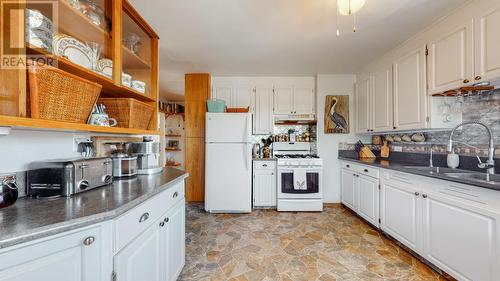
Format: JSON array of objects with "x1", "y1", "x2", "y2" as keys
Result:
[{"x1": 0, "y1": 0, "x2": 160, "y2": 135}]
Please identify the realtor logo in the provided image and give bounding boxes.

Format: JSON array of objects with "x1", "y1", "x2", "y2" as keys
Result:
[{"x1": 1, "y1": 0, "x2": 58, "y2": 69}]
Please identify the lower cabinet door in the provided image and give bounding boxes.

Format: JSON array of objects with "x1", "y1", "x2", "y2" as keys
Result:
[
  {"x1": 253, "y1": 169, "x2": 277, "y2": 207},
  {"x1": 0, "y1": 224, "x2": 111, "y2": 281},
  {"x1": 380, "y1": 181, "x2": 421, "y2": 252},
  {"x1": 422, "y1": 193, "x2": 500, "y2": 281},
  {"x1": 341, "y1": 169, "x2": 357, "y2": 211},
  {"x1": 163, "y1": 200, "x2": 186, "y2": 281},
  {"x1": 114, "y1": 220, "x2": 162, "y2": 281},
  {"x1": 357, "y1": 175, "x2": 379, "y2": 227}
]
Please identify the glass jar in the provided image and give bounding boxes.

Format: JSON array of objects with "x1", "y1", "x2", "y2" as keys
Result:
[{"x1": 78, "y1": 0, "x2": 106, "y2": 30}]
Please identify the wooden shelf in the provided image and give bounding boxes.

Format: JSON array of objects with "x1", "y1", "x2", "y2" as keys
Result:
[
  {"x1": 166, "y1": 163, "x2": 182, "y2": 167},
  {"x1": 165, "y1": 134, "x2": 182, "y2": 137},
  {"x1": 26, "y1": 45, "x2": 155, "y2": 103},
  {"x1": 122, "y1": 46, "x2": 151, "y2": 69},
  {"x1": 0, "y1": 115, "x2": 160, "y2": 135},
  {"x1": 165, "y1": 147, "x2": 181, "y2": 151},
  {"x1": 56, "y1": 0, "x2": 111, "y2": 45}
]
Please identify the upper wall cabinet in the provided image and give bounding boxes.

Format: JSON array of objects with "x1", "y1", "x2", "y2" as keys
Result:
[
  {"x1": 428, "y1": 21, "x2": 474, "y2": 95},
  {"x1": 475, "y1": 5, "x2": 500, "y2": 82},
  {"x1": 355, "y1": 76, "x2": 371, "y2": 133},
  {"x1": 211, "y1": 80, "x2": 253, "y2": 110},
  {"x1": 273, "y1": 78, "x2": 315, "y2": 115},
  {"x1": 372, "y1": 66, "x2": 394, "y2": 132},
  {"x1": 253, "y1": 86, "x2": 273, "y2": 135},
  {"x1": 393, "y1": 46, "x2": 427, "y2": 131}
]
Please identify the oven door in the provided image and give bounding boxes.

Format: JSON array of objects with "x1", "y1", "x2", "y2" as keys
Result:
[{"x1": 277, "y1": 167, "x2": 322, "y2": 199}]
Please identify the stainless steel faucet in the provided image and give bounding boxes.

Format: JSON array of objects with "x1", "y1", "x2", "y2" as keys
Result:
[{"x1": 448, "y1": 121, "x2": 496, "y2": 175}]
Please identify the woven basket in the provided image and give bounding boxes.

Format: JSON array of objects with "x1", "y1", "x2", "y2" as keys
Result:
[
  {"x1": 27, "y1": 62, "x2": 102, "y2": 123},
  {"x1": 98, "y1": 98, "x2": 154, "y2": 130}
]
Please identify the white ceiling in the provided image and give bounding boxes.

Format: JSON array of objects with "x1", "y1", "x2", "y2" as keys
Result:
[{"x1": 129, "y1": 0, "x2": 467, "y2": 100}]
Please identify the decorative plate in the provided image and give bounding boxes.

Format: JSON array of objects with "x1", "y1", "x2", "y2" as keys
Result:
[
  {"x1": 53, "y1": 34, "x2": 92, "y2": 69},
  {"x1": 96, "y1": 58, "x2": 113, "y2": 78}
]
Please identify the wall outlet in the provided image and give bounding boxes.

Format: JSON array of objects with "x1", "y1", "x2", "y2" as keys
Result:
[
  {"x1": 392, "y1": 146, "x2": 403, "y2": 152},
  {"x1": 0, "y1": 127, "x2": 11, "y2": 136},
  {"x1": 73, "y1": 136, "x2": 92, "y2": 152}
]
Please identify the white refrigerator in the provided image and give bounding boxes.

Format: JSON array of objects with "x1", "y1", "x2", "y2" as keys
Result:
[{"x1": 205, "y1": 113, "x2": 252, "y2": 213}]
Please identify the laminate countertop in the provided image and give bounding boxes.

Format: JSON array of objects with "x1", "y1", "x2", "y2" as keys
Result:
[
  {"x1": 0, "y1": 168, "x2": 189, "y2": 250},
  {"x1": 339, "y1": 156, "x2": 500, "y2": 191}
]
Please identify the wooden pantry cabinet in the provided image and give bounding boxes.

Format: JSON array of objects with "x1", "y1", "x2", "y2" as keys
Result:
[{"x1": 0, "y1": 0, "x2": 159, "y2": 135}]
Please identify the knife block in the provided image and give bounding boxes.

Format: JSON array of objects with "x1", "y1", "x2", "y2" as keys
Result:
[{"x1": 358, "y1": 146, "x2": 376, "y2": 159}]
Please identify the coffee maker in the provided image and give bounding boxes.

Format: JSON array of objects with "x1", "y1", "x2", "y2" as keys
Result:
[{"x1": 126, "y1": 137, "x2": 163, "y2": 175}]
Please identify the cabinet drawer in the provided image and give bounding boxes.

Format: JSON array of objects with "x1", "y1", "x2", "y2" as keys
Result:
[
  {"x1": 354, "y1": 164, "x2": 379, "y2": 179},
  {"x1": 114, "y1": 182, "x2": 184, "y2": 253},
  {"x1": 253, "y1": 161, "x2": 276, "y2": 170}
]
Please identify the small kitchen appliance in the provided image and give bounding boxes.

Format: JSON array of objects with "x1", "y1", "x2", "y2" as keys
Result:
[
  {"x1": 27, "y1": 157, "x2": 113, "y2": 197},
  {"x1": 0, "y1": 174, "x2": 19, "y2": 208},
  {"x1": 127, "y1": 138, "x2": 163, "y2": 175},
  {"x1": 274, "y1": 142, "x2": 323, "y2": 212},
  {"x1": 112, "y1": 153, "x2": 138, "y2": 178}
]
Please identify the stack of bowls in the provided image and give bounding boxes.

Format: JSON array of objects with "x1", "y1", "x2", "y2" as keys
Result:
[{"x1": 25, "y1": 9, "x2": 54, "y2": 52}]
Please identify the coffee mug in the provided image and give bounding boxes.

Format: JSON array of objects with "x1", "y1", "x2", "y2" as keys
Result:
[{"x1": 89, "y1": 113, "x2": 117, "y2": 127}]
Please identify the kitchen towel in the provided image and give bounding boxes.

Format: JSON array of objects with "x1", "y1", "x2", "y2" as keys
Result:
[{"x1": 293, "y1": 168, "x2": 307, "y2": 190}]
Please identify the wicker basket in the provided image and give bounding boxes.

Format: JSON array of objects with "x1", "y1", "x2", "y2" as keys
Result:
[
  {"x1": 27, "y1": 62, "x2": 102, "y2": 123},
  {"x1": 98, "y1": 98, "x2": 154, "y2": 130}
]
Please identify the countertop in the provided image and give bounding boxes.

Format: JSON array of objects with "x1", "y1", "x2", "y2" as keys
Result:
[
  {"x1": 339, "y1": 156, "x2": 500, "y2": 191},
  {"x1": 0, "y1": 167, "x2": 189, "y2": 250},
  {"x1": 253, "y1": 158, "x2": 277, "y2": 161}
]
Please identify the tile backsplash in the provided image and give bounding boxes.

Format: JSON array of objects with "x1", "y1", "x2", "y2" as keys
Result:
[{"x1": 342, "y1": 91, "x2": 500, "y2": 159}]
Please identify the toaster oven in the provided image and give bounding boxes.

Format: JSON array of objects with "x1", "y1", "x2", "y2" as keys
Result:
[{"x1": 27, "y1": 158, "x2": 113, "y2": 197}]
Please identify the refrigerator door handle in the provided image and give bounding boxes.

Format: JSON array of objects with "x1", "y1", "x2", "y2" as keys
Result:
[{"x1": 244, "y1": 144, "x2": 249, "y2": 171}]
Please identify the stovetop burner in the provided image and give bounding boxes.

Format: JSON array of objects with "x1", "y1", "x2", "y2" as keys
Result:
[{"x1": 275, "y1": 154, "x2": 320, "y2": 159}]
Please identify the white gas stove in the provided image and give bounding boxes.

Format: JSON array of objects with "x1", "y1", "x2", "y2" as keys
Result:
[{"x1": 273, "y1": 143, "x2": 323, "y2": 212}]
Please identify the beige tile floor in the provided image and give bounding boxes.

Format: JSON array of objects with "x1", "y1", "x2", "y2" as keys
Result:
[{"x1": 179, "y1": 204, "x2": 452, "y2": 281}]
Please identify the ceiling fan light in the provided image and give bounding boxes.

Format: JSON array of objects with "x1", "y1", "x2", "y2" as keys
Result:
[{"x1": 337, "y1": 0, "x2": 366, "y2": 16}]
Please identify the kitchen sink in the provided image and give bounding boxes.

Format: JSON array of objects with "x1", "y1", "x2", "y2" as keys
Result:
[
  {"x1": 443, "y1": 173, "x2": 500, "y2": 186},
  {"x1": 403, "y1": 166, "x2": 470, "y2": 174}
]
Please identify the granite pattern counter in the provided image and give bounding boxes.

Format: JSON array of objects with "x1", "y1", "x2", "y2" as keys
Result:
[
  {"x1": 0, "y1": 167, "x2": 188, "y2": 249},
  {"x1": 339, "y1": 156, "x2": 500, "y2": 191}
]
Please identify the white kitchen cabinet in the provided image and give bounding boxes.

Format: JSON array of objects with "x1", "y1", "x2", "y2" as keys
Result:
[
  {"x1": 114, "y1": 217, "x2": 163, "y2": 281},
  {"x1": 293, "y1": 86, "x2": 315, "y2": 115},
  {"x1": 422, "y1": 192, "x2": 499, "y2": 281},
  {"x1": 212, "y1": 84, "x2": 233, "y2": 106},
  {"x1": 253, "y1": 161, "x2": 277, "y2": 208},
  {"x1": 393, "y1": 46, "x2": 427, "y2": 130},
  {"x1": 371, "y1": 67, "x2": 393, "y2": 132},
  {"x1": 380, "y1": 176, "x2": 421, "y2": 252},
  {"x1": 163, "y1": 199, "x2": 186, "y2": 281},
  {"x1": 355, "y1": 76, "x2": 371, "y2": 133},
  {"x1": 428, "y1": 21, "x2": 474, "y2": 95},
  {"x1": 357, "y1": 174, "x2": 379, "y2": 227},
  {"x1": 0, "y1": 224, "x2": 112, "y2": 281},
  {"x1": 233, "y1": 84, "x2": 253, "y2": 109},
  {"x1": 273, "y1": 85, "x2": 294, "y2": 114},
  {"x1": 253, "y1": 86, "x2": 273, "y2": 134},
  {"x1": 115, "y1": 199, "x2": 186, "y2": 281},
  {"x1": 341, "y1": 168, "x2": 357, "y2": 211},
  {"x1": 475, "y1": 5, "x2": 500, "y2": 82}
]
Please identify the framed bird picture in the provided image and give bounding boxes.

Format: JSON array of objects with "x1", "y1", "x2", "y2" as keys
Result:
[{"x1": 324, "y1": 95, "x2": 349, "y2": 134}]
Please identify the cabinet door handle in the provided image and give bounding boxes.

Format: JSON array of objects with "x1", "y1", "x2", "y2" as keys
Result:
[
  {"x1": 364, "y1": 169, "x2": 369, "y2": 173},
  {"x1": 83, "y1": 236, "x2": 95, "y2": 246},
  {"x1": 139, "y1": 212, "x2": 150, "y2": 223},
  {"x1": 422, "y1": 194, "x2": 428, "y2": 198},
  {"x1": 173, "y1": 192, "x2": 178, "y2": 198},
  {"x1": 346, "y1": 164, "x2": 350, "y2": 168},
  {"x1": 159, "y1": 221, "x2": 165, "y2": 227},
  {"x1": 463, "y1": 79, "x2": 470, "y2": 84},
  {"x1": 164, "y1": 217, "x2": 169, "y2": 223},
  {"x1": 262, "y1": 164, "x2": 268, "y2": 167},
  {"x1": 414, "y1": 192, "x2": 420, "y2": 196},
  {"x1": 475, "y1": 76, "x2": 482, "y2": 81}
]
